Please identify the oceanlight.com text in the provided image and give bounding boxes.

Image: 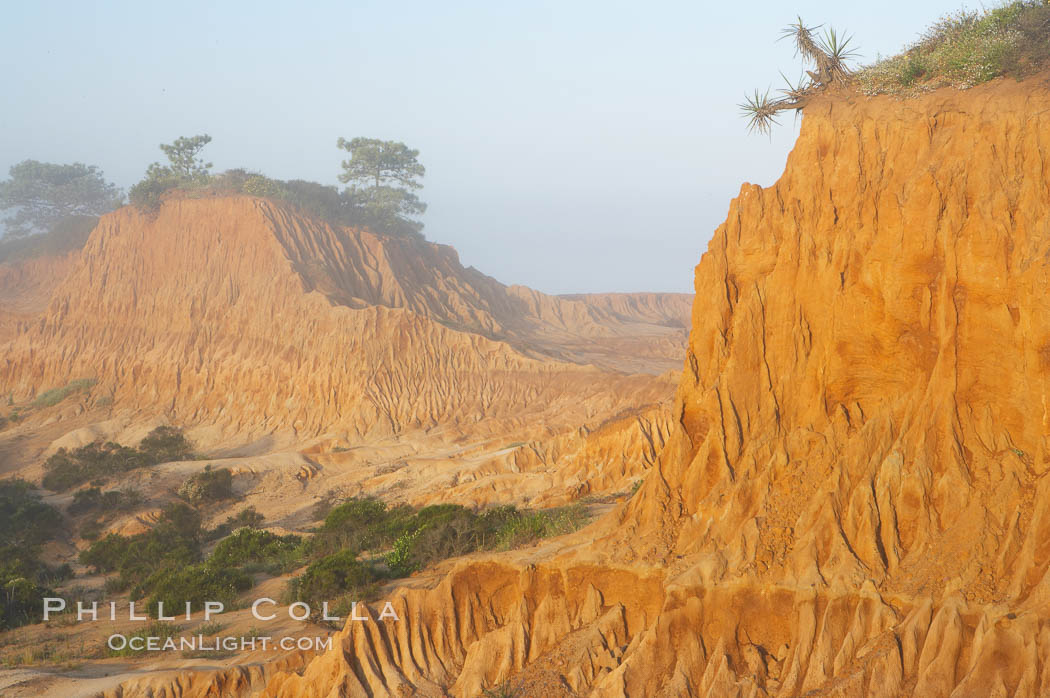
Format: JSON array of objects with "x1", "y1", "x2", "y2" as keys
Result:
[{"x1": 107, "y1": 634, "x2": 334, "y2": 653}]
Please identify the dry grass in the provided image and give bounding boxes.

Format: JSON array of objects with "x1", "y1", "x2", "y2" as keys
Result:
[{"x1": 856, "y1": 1, "x2": 1050, "y2": 95}]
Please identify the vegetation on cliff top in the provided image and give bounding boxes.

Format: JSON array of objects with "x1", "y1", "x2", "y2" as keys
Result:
[
  {"x1": 129, "y1": 133, "x2": 427, "y2": 238},
  {"x1": 856, "y1": 1, "x2": 1050, "y2": 94},
  {"x1": 742, "y1": 1, "x2": 1050, "y2": 134},
  {"x1": 740, "y1": 17, "x2": 858, "y2": 134}
]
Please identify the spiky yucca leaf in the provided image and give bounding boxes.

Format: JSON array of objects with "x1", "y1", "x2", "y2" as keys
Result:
[
  {"x1": 781, "y1": 17, "x2": 832, "y2": 75},
  {"x1": 778, "y1": 71, "x2": 812, "y2": 102},
  {"x1": 818, "y1": 27, "x2": 859, "y2": 80},
  {"x1": 739, "y1": 89, "x2": 784, "y2": 136}
]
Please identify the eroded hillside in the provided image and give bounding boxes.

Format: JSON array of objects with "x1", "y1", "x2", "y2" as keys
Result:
[
  {"x1": 0, "y1": 198, "x2": 686, "y2": 442},
  {"x1": 214, "y1": 75, "x2": 1050, "y2": 698},
  {"x1": 0, "y1": 190, "x2": 691, "y2": 696}
]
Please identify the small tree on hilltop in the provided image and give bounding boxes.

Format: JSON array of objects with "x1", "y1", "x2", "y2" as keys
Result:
[
  {"x1": 336, "y1": 137, "x2": 426, "y2": 236},
  {"x1": 0, "y1": 160, "x2": 123, "y2": 238},
  {"x1": 130, "y1": 134, "x2": 214, "y2": 210},
  {"x1": 337, "y1": 137, "x2": 424, "y2": 189},
  {"x1": 740, "y1": 18, "x2": 859, "y2": 135},
  {"x1": 157, "y1": 135, "x2": 213, "y2": 182}
]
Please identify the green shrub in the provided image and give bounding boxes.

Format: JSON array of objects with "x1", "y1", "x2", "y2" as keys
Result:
[
  {"x1": 0, "y1": 479, "x2": 62, "y2": 548},
  {"x1": 68, "y1": 486, "x2": 141, "y2": 516},
  {"x1": 310, "y1": 497, "x2": 415, "y2": 557},
  {"x1": 491, "y1": 504, "x2": 590, "y2": 550},
  {"x1": 138, "y1": 425, "x2": 193, "y2": 463},
  {"x1": 385, "y1": 529, "x2": 423, "y2": 577},
  {"x1": 482, "y1": 681, "x2": 525, "y2": 698},
  {"x1": 289, "y1": 550, "x2": 380, "y2": 608},
  {"x1": 177, "y1": 465, "x2": 233, "y2": 504},
  {"x1": 128, "y1": 175, "x2": 179, "y2": 212},
  {"x1": 144, "y1": 564, "x2": 252, "y2": 616},
  {"x1": 209, "y1": 528, "x2": 302, "y2": 574},
  {"x1": 80, "y1": 502, "x2": 203, "y2": 600},
  {"x1": 80, "y1": 503, "x2": 299, "y2": 618},
  {"x1": 227, "y1": 506, "x2": 265, "y2": 529},
  {"x1": 130, "y1": 135, "x2": 214, "y2": 212},
  {"x1": 154, "y1": 167, "x2": 425, "y2": 239},
  {"x1": 42, "y1": 426, "x2": 192, "y2": 491},
  {"x1": 205, "y1": 506, "x2": 266, "y2": 540},
  {"x1": 385, "y1": 504, "x2": 513, "y2": 575},
  {"x1": 0, "y1": 480, "x2": 66, "y2": 629},
  {"x1": 31, "y1": 378, "x2": 96, "y2": 408},
  {"x1": 43, "y1": 442, "x2": 147, "y2": 491}
]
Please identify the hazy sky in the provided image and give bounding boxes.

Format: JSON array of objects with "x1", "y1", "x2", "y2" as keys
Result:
[{"x1": 2, "y1": 1, "x2": 959, "y2": 293}]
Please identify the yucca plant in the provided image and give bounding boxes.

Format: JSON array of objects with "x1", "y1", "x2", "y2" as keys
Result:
[
  {"x1": 819, "y1": 26, "x2": 860, "y2": 81},
  {"x1": 739, "y1": 89, "x2": 784, "y2": 136},
  {"x1": 778, "y1": 71, "x2": 812, "y2": 101},
  {"x1": 742, "y1": 17, "x2": 861, "y2": 134},
  {"x1": 781, "y1": 17, "x2": 836, "y2": 82}
]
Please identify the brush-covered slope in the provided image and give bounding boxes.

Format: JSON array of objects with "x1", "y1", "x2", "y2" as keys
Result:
[
  {"x1": 205, "y1": 75, "x2": 1050, "y2": 698},
  {"x1": 0, "y1": 197, "x2": 680, "y2": 443}
]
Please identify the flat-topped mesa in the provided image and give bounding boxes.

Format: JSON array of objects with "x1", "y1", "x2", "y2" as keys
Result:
[{"x1": 0, "y1": 196, "x2": 683, "y2": 442}]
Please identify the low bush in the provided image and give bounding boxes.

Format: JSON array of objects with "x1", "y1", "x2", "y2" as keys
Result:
[
  {"x1": 0, "y1": 480, "x2": 68, "y2": 629},
  {"x1": 383, "y1": 503, "x2": 588, "y2": 575},
  {"x1": 42, "y1": 426, "x2": 192, "y2": 491},
  {"x1": 287, "y1": 550, "x2": 380, "y2": 609},
  {"x1": 309, "y1": 497, "x2": 415, "y2": 558},
  {"x1": 79, "y1": 518, "x2": 105, "y2": 541},
  {"x1": 68, "y1": 486, "x2": 141, "y2": 516},
  {"x1": 177, "y1": 465, "x2": 233, "y2": 504},
  {"x1": 209, "y1": 528, "x2": 302, "y2": 574},
  {"x1": 79, "y1": 490, "x2": 592, "y2": 621},
  {"x1": 144, "y1": 564, "x2": 252, "y2": 616},
  {"x1": 227, "y1": 506, "x2": 265, "y2": 529},
  {"x1": 207, "y1": 506, "x2": 266, "y2": 540},
  {"x1": 31, "y1": 378, "x2": 96, "y2": 408},
  {"x1": 137, "y1": 167, "x2": 425, "y2": 239},
  {"x1": 138, "y1": 426, "x2": 193, "y2": 464},
  {"x1": 80, "y1": 503, "x2": 203, "y2": 597},
  {"x1": 81, "y1": 504, "x2": 280, "y2": 617},
  {"x1": 291, "y1": 497, "x2": 593, "y2": 600}
]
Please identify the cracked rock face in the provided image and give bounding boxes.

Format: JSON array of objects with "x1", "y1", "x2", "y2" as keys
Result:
[
  {"x1": 238, "y1": 77, "x2": 1050, "y2": 698},
  {"x1": 48, "y1": 73, "x2": 1050, "y2": 697}
]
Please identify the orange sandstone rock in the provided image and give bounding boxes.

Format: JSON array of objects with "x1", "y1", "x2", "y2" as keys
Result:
[{"x1": 244, "y1": 75, "x2": 1050, "y2": 697}]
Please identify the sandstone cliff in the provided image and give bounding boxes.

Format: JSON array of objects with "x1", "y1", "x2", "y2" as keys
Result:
[
  {"x1": 230, "y1": 75, "x2": 1050, "y2": 697},
  {"x1": 0, "y1": 250, "x2": 77, "y2": 343},
  {"x1": 0, "y1": 198, "x2": 686, "y2": 447}
]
